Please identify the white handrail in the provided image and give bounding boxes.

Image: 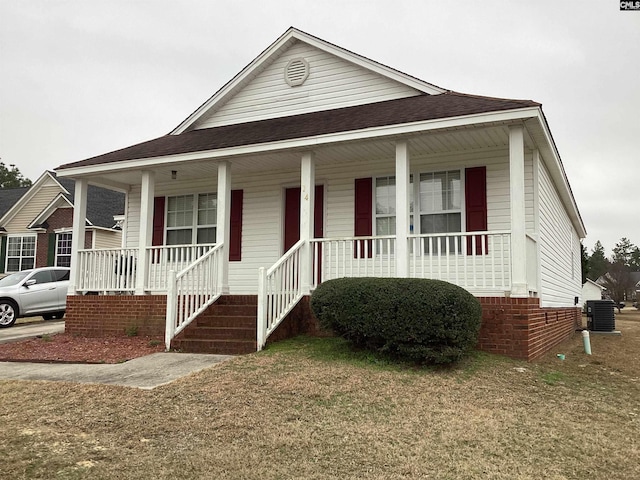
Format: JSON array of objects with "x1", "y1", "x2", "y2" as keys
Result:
[
  {"x1": 146, "y1": 243, "x2": 216, "y2": 291},
  {"x1": 257, "y1": 239, "x2": 305, "y2": 350},
  {"x1": 164, "y1": 243, "x2": 224, "y2": 350}
]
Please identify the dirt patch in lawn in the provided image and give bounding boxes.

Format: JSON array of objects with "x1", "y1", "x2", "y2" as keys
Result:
[{"x1": 0, "y1": 333, "x2": 165, "y2": 363}]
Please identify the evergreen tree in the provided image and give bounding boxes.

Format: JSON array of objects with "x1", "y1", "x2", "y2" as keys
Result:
[
  {"x1": 0, "y1": 162, "x2": 32, "y2": 188},
  {"x1": 581, "y1": 243, "x2": 590, "y2": 284},
  {"x1": 588, "y1": 240, "x2": 609, "y2": 281},
  {"x1": 612, "y1": 237, "x2": 636, "y2": 266}
]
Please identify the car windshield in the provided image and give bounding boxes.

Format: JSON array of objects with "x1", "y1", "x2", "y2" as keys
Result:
[{"x1": 0, "y1": 270, "x2": 31, "y2": 287}]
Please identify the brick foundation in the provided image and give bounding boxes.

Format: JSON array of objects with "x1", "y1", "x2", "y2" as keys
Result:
[
  {"x1": 65, "y1": 295, "x2": 166, "y2": 337},
  {"x1": 477, "y1": 297, "x2": 581, "y2": 361},
  {"x1": 65, "y1": 293, "x2": 580, "y2": 361}
]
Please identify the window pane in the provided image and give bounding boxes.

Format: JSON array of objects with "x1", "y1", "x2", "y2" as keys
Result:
[
  {"x1": 376, "y1": 176, "x2": 395, "y2": 215},
  {"x1": 376, "y1": 217, "x2": 395, "y2": 236},
  {"x1": 56, "y1": 256, "x2": 71, "y2": 268},
  {"x1": 21, "y1": 258, "x2": 34, "y2": 270},
  {"x1": 197, "y1": 227, "x2": 216, "y2": 244},
  {"x1": 167, "y1": 229, "x2": 192, "y2": 245},
  {"x1": 6, "y1": 258, "x2": 20, "y2": 271}
]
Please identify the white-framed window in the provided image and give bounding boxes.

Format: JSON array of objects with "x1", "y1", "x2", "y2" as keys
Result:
[
  {"x1": 56, "y1": 232, "x2": 72, "y2": 267},
  {"x1": 419, "y1": 170, "x2": 462, "y2": 253},
  {"x1": 166, "y1": 193, "x2": 217, "y2": 245},
  {"x1": 373, "y1": 169, "x2": 463, "y2": 254},
  {"x1": 6, "y1": 235, "x2": 36, "y2": 272}
]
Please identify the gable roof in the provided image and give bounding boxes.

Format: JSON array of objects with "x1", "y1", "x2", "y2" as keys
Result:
[
  {"x1": 0, "y1": 171, "x2": 125, "y2": 231},
  {"x1": 58, "y1": 92, "x2": 539, "y2": 170},
  {"x1": 172, "y1": 27, "x2": 447, "y2": 135},
  {"x1": 30, "y1": 174, "x2": 125, "y2": 229}
]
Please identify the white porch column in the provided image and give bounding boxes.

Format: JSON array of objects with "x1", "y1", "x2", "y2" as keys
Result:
[
  {"x1": 68, "y1": 178, "x2": 88, "y2": 295},
  {"x1": 509, "y1": 125, "x2": 528, "y2": 297},
  {"x1": 300, "y1": 152, "x2": 315, "y2": 294},
  {"x1": 216, "y1": 161, "x2": 231, "y2": 294},
  {"x1": 395, "y1": 141, "x2": 410, "y2": 278},
  {"x1": 135, "y1": 171, "x2": 155, "y2": 295}
]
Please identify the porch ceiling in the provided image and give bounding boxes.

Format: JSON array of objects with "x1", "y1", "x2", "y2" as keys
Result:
[{"x1": 84, "y1": 122, "x2": 525, "y2": 189}]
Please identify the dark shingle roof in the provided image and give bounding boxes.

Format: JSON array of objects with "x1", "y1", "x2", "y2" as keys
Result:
[
  {"x1": 0, "y1": 187, "x2": 30, "y2": 219},
  {"x1": 58, "y1": 92, "x2": 540, "y2": 170},
  {"x1": 56, "y1": 176, "x2": 125, "y2": 228}
]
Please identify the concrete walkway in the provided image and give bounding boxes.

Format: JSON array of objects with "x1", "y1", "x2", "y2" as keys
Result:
[
  {"x1": 0, "y1": 319, "x2": 65, "y2": 344},
  {"x1": 0, "y1": 352, "x2": 233, "y2": 390}
]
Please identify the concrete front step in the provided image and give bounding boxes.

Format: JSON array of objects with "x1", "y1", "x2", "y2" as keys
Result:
[{"x1": 171, "y1": 338, "x2": 257, "y2": 355}]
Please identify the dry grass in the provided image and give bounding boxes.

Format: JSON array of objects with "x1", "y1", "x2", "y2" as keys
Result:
[{"x1": 1, "y1": 311, "x2": 639, "y2": 479}]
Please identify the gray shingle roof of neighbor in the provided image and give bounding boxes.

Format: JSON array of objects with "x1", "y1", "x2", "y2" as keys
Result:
[
  {"x1": 0, "y1": 187, "x2": 30, "y2": 219},
  {"x1": 57, "y1": 92, "x2": 540, "y2": 170},
  {"x1": 55, "y1": 176, "x2": 125, "y2": 229}
]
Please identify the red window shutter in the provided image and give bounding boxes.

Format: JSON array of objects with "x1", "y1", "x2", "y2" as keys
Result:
[
  {"x1": 229, "y1": 190, "x2": 243, "y2": 261},
  {"x1": 152, "y1": 196, "x2": 165, "y2": 246},
  {"x1": 465, "y1": 167, "x2": 488, "y2": 255},
  {"x1": 354, "y1": 178, "x2": 373, "y2": 258}
]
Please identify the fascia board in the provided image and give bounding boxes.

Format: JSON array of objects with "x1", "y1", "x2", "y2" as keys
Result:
[
  {"x1": 531, "y1": 109, "x2": 587, "y2": 238},
  {"x1": 0, "y1": 171, "x2": 61, "y2": 227},
  {"x1": 57, "y1": 107, "x2": 540, "y2": 178},
  {"x1": 171, "y1": 28, "x2": 445, "y2": 135}
]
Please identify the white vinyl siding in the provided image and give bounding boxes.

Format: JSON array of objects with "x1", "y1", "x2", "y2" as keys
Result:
[
  {"x1": 93, "y1": 230, "x2": 123, "y2": 250},
  {"x1": 195, "y1": 42, "x2": 421, "y2": 129},
  {"x1": 538, "y1": 159, "x2": 581, "y2": 307}
]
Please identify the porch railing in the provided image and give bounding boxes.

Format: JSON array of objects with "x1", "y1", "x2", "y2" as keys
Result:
[
  {"x1": 308, "y1": 232, "x2": 511, "y2": 293},
  {"x1": 310, "y1": 235, "x2": 396, "y2": 288},
  {"x1": 76, "y1": 248, "x2": 139, "y2": 292},
  {"x1": 164, "y1": 243, "x2": 224, "y2": 350},
  {"x1": 146, "y1": 243, "x2": 216, "y2": 292},
  {"x1": 409, "y1": 231, "x2": 512, "y2": 291},
  {"x1": 257, "y1": 239, "x2": 305, "y2": 350}
]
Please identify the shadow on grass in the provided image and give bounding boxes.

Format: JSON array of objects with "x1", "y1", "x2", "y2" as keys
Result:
[{"x1": 261, "y1": 335, "x2": 515, "y2": 378}]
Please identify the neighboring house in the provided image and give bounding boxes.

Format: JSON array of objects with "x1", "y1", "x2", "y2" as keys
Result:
[
  {"x1": 56, "y1": 27, "x2": 586, "y2": 361},
  {"x1": 581, "y1": 279, "x2": 605, "y2": 304},
  {"x1": 0, "y1": 171, "x2": 125, "y2": 274}
]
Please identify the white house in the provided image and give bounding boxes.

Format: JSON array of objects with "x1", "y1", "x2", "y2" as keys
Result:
[
  {"x1": 56, "y1": 28, "x2": 586, "y2": 361},
  {"x1": 581, "y1": 279, "x2": 605, "y2": 304}
]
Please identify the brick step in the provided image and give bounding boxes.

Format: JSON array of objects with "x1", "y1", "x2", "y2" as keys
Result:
[
  {"x1": 195, "y1": 315, "x2": 257, "y2": 328},
  {"x1": 215, "y1": 295, "x2": 258, "y2": 306},
  {"x1": 182, "y1": 326, "x2": 256, "y2": 340},
  {"x1": 204, "y1": 304, "x2": 257, "y2": 316},
  {"x1": 171, "y1": 338, "x2": 257, "y2": 355}
]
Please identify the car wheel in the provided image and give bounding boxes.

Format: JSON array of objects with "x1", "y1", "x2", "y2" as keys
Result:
[
  {"x1": 42, "y1": 313, "x2": 54, "y2": 321},
  {"x1": 0, "y1": 300, "x2": 18, "y2": 328},
  {"x1": 52, "y1": 311, "x2": 65, "y2": 320}
]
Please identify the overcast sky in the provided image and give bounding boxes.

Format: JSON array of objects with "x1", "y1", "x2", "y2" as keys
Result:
[{"x1": 1, "y1": 0, "x2": 638, "y2": 256}]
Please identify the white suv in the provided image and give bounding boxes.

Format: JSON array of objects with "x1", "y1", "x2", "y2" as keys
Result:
[{"x1": 0, "y1": 267, "x2": 70, "y2": 328}]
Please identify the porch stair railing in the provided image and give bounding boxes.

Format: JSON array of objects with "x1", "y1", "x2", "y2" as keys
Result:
[
  {"x1": 164, "y1": 243, "x2": 224, "y2": 350},
  {"x1": 257, "y1": 239, "x2": 305, "y2": 350}
]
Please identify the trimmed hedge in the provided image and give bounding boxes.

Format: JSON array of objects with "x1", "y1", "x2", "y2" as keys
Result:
[{"x1": 310, "y1": 277, "x2": 482, "y2": 364}]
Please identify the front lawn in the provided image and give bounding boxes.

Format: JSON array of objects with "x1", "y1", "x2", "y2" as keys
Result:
[{"x1": 1, "y1": 311, "x2": 639, "y2": 479}]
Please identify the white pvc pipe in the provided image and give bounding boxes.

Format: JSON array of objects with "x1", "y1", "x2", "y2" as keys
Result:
[{"x1": 582, "y1": 330, "x2": 592, "y2": 355}]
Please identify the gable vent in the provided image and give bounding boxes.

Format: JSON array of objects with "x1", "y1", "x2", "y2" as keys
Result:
[{"x1": 285, "y1": 58, "x2": 309, "y2": 87}]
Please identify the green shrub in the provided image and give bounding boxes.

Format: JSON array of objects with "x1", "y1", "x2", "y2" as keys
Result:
[{"x1": 310, "y1": 277, "x2": 482, "y2": 364}]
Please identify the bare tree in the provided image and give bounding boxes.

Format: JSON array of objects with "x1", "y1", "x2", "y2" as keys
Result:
[{"x1": 601, "y1": 261, "x2": 635, "y2": 312}]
